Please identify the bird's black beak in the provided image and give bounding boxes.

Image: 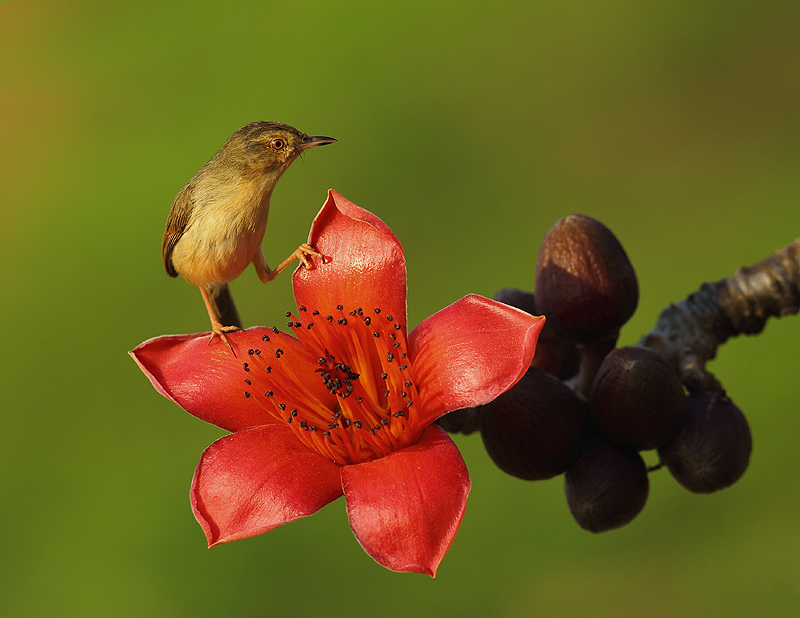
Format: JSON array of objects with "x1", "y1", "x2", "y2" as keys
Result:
[{"x1": 301, "y1": 135, "x2": 337, "y2": 149}]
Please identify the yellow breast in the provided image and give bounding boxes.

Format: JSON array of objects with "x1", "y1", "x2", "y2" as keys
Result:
[{"x1": 171, "y1": 178, "x2": 272, "y2": 288}]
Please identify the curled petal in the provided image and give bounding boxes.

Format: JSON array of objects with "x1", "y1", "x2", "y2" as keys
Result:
[
  {"x1": 408, "y1": 294, "x2": 545, "y2": 425},
  {"x1": 191, "y1": 425, "x2": 343, "y2": 546},
  {"x1": 294, "y1": 190, "x2": 407, "y2": 327},
  {"x1": 342, "y1": 424, "x2": 470, "y2": 576},
  {"x1": 130, "y1": 328, "x2": 328, "y2": 432}
]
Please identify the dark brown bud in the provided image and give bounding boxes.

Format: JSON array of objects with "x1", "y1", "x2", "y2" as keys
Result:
[
  {"x1": 480, "y1": 367, "x2": 584, "y2": 480},
  {"x1": 589, "y1": 346, "x2": 686, "y2": 450},
  {"x1": 658, "y1": 392, "x2": 752, "y2": 493},
  {"x1": 435, "y1": 407, "x2": 481, "y2": 435},
  {"x1": 492, "y1": 288, "x2": 537, "y2": 315},
  {"x1": 564, "y1": 439, "x2": 649, "y2": 533},
  {"x1": 535, "y1": 215, "x2": 638, "y2": 344},
  {"x1": 493, "y1": 288, "x2": 580, "y2": 380}
]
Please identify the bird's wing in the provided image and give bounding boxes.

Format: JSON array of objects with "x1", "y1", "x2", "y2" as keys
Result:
[{"x1": 162, "y1": 185, "x2": 193, "y2": 278}]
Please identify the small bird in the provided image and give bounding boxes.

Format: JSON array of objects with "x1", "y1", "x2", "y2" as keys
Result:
[{"x1": 162, "y1": 121, "x2": 336, "y2": 351}]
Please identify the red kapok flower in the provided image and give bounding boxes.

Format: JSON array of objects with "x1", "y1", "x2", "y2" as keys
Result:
[{"x1": 131, "y1": 190, "x2": 544, "y2": 576}]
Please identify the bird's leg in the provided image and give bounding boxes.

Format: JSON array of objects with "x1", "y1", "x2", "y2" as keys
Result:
[
  {"x1": 200, "y1": 286, "x2": 239, "y2": 355},
  {"x1": 253, "y1": 244, "x2": 324, "y2": 284}
]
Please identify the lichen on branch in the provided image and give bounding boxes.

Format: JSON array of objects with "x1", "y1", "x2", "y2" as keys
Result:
[{"x1": 640, "y1": 238, "x2": 800, "y2": 393}]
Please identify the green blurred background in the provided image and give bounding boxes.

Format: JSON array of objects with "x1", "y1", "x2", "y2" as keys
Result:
[{"x1": 2, "y1": 1, "x2": 799, "y2": 616}]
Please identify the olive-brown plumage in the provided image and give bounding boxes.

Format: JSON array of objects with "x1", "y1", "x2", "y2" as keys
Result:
[{"x1": 162, "y1": 121, "x2": 336, "y2": 351}]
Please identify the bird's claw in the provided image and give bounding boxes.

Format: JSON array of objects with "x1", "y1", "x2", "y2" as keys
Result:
[
  {"x1": 208, "y1": 324, "x2": 240, "y2": 356},
  {"x1": 294, "y1": 243, "x2": 325, "y2": 269}
]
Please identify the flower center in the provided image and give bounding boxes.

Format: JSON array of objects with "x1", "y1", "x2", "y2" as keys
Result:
[{"x1": 241, "y1": 305, "x2": 422, "y2": 466}]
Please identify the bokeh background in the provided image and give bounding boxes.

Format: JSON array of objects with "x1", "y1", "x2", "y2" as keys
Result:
[{"x1": 2, "y1": 1, "x2": 799, "y2": 616}]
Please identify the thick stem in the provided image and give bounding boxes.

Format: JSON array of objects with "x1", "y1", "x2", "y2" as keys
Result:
[{"x1": 640, "y1": 238, "x2": 800, "y2": 392}]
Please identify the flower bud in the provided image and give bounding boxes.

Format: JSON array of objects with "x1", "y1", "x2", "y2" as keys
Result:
[
  {"x1": 564, "y1": 439, "x2": 649, "y2": 533},
  {"x1": 435, "y1": 407, "x2": 481, "y2": 435},
  {"x1": 535, "y1": 215, "x2": 638, "y2": 343},
  {"x1": 493, "y1": 288, "x2": 580, "y2": 379},
  {"x1": 480, "y1": 367, "x2": 584, "y2": 480},
  {"x1": 589, "y1": 346, "x2": 686, "y2": 450},
  {"x1": 492, "y1": 287, "x2": 537, "y2": 315},
  {"x1": 658, "y1": 392, "x2": 752, "y2": 493}
]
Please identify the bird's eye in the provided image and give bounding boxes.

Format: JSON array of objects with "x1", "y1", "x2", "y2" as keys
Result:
[{"x1": 270, "y1": 138, "x2": 285, "y2": 151}]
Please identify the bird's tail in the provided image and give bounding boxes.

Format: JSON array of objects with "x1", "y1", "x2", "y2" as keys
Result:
[{"x1": 208, "y1": 283, "x2": 243, "y2": 329}]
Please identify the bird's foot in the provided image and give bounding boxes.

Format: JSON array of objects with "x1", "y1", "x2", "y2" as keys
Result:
[
  {"x1": 208, "y1": 323, "x2": 240, "y2": 356},
  {"x1": 259, "y1": 244, "x2": 326, "y2": 284},
  {"x1": 294, "y1": 243, "x2": 325, "y2": 269}
]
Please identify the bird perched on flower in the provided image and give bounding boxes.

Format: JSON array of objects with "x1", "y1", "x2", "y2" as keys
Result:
[
  {"x1": 162, "y1": 121, "x2": 336, "y2": 351},
  {"x1": 134, "y1": 190, "x2": 545, "y2": 576}
]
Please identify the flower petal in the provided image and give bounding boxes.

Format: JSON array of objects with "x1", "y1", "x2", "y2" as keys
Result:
[
  {"x1": 191, "y1": 425, "x2": 343, "y2": 546},
  {"x1": 408, "y1": 294, "x2": 545, "y2": 425},
  {"x1": 130, "y1": 328, "x2": 328, "y2": 432},
  {"x1": 293, "y1": 190, "x2": 407, "y2": 327},
  {"x1": 342, "y1": 424, "x2": 470, "y2": 576}
]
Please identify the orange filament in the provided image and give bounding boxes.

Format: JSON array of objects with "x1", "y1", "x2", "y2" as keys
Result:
[{"x1": 241, "y1": 305, "x2": 422, "y2": 466}]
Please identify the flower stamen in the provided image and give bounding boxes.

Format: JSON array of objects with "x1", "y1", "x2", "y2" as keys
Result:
[{"x1": 242, "y1": 306, "x2": 423, "y2": 465}]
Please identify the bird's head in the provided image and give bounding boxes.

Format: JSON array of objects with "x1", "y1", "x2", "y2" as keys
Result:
[{"x1": 219, "y1": 121, "x2": 336, "y2": 179}]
